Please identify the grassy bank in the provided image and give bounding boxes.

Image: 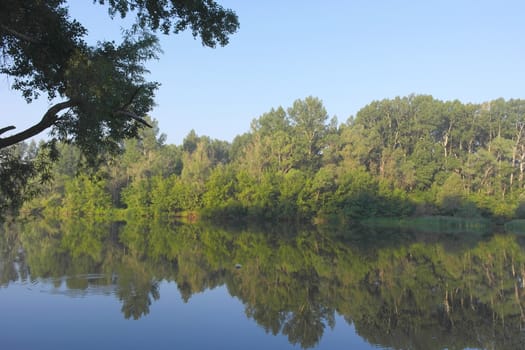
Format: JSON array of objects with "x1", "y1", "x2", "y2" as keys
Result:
[
  {"x1": 360, "y1": 216, "x2": 492, "y2": 234},
  {"x1": 504, "y1": 220, "x2": 525, "y2": 235}
]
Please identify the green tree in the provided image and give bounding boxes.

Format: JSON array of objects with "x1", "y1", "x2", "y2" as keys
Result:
[
  {"x1": 202, "y1": 164, "x2": 238, "y2": 209},
  {"x1": 0, "y1": 1, "x2": 238, "y2": 150},
  {"x1": 436, "y1": 173, "x2": 466, "y2": 216},
  {"x1": 121, "y1": 176, "x2": 152, "y2": 216},
  {"x1": 61, "y1": 173, "x2": 112, "y2": 217},
  {"x1": 0, "y1": 142, "x2": 55, "y2": 217},
  {"x1": 0, "y1": 0, "x2": 238, "y2": 216},
  {"x1": 278, "y1": 169, "x2": 307, "y2": 218},
  {"x1": 236, "y1": 98, "x2": 332, "y2": 177},
  {"x1": 287, "y1": 96, "x2": 330, "y2": 172},
  {"x1": 0, "y1": 145, "x2": 39, "y2": 216}
]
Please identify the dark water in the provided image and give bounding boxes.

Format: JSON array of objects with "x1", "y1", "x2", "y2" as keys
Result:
[{"x1": 1, "y1": 218, "x2": 524, "y2": 350}]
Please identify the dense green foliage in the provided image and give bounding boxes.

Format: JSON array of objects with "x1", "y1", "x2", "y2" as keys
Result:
[
  {"x1": 2, "y1": 217, "x2": 525, "y2": 349},
  {"x1": 0, "y1": 0, "x2": 238, "y2": 215},
  {"x1": 18, "y1": 95, "x2": 525, "y2": 222}
]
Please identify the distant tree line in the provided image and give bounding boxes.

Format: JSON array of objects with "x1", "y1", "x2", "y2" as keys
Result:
[{"x1": 12, "y1": 94, "x2": 525, "y2": 221}]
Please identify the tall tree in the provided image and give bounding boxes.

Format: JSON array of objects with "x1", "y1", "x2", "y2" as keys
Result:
[{"x1": 287, "y1": 96, "x2": 330, "y2": 172}]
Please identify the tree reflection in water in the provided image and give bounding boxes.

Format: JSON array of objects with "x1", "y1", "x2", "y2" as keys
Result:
[{"x1": 1, "y1": 217, "x2": 525, "y2": 349}]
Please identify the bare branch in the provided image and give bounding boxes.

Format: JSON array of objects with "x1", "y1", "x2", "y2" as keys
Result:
[
  {"x1": 114, "y1": 86, "x2": 153, "y2": 128},
  {"x1": 120, "y1": 86, "x2": 142, "y2": 111},
  {"x1": 115, "y1": 110, "x2": 153, "y2": 128},
  {"x1": 0, "y1": 100, "x2": 78, "y2": 149},
  {"x1": 0, "y1": 126, "x2": 16, "y2": 135}
]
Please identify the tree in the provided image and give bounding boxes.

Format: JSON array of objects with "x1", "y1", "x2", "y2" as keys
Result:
[
  {"x1": 0, "y1": 1, "x2": 238, "y2": 152},
  {"x1": 0, "y1": 144, "x2": 41, "y2": 216},
  {"x1": 287, "y1": 96, "x2": 330, "y2": 172},
  {"x1": 0, "y1": 0, "x2": 238, "y2": 216}
]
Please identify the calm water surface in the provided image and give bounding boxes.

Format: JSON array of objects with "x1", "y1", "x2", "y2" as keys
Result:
[
  {"x1": 0, "y1": 218, "x2": 524, "y2": 349},
  {"x1": 1, "y1": 280, "x2": 370, "y2": 350}
]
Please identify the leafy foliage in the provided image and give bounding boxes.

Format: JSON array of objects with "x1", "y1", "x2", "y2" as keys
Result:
[
  {"x1": 0, "y1": 0, "x2": 238, "y2": 217},
  {"x1": 17, "y1": 95, "x2": 525, "y2": 223}
]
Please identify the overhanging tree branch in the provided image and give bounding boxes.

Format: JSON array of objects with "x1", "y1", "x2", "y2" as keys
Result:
[
  {"x1": 0, "y1": 99, "x2": 78, "y2": 149},
  {"x1": 114, "y1": 110, "x2": 153, "y2": 128},
  {"x1": 113, "y1": 86, "x2": 153, "y2": 128},
  {"x1": 0, "y1": 126, "x2": 16, "y2": 135},
  {"x1": 120, "y1": 87, "x2": 142, "y2": 111},
  {"x1": 0, "y1": 24, "x2": 40, "y2": 44}
]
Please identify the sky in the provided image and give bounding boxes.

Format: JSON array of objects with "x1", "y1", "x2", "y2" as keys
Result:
[{"x1": 2, "y1": 0, "x2": 524, "y2": 145}]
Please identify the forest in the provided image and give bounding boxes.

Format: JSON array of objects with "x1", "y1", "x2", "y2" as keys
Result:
[{"x1": 7, "y1": 94, "x2": 525, "y2": 223}]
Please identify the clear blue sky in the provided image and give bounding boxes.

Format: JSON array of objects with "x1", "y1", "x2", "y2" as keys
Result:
[{"x1": 2, "y1": 0, "x2": 524, "y2": 145}]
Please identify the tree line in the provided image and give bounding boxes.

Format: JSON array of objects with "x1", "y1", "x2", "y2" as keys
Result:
[{"x1": 11, "y1": 94, "x2": 525, "y2": 221}]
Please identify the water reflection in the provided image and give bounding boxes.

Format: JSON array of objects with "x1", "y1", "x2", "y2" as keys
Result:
[{"x1": 1, "y1": 217, "x2": 525, "y2": 349}]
